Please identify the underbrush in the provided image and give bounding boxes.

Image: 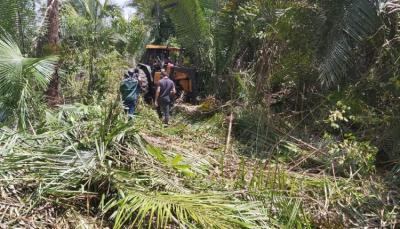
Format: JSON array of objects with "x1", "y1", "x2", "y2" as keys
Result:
[
  {"x1": 0, "y1": 102, "x2": 267, "y2": 228},
  {"x1": 231, "y1": 105, "x2": 399, "y2": 228},
  {"x1": 0, "y1": 101, "x2": 399, "y2": 228}
]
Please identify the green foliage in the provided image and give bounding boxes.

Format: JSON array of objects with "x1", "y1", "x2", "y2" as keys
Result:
[
  {"x1": 0, "y1": 33, "x2": 58, "y2": 129},
  {"x1": 318, "y1": 0, "x2": 396, "y2": 86},
  {"x1": 104, "y1": 190, "x2": 268, "y2": 229},
  {"x1": 0, "y1": 127, "x2": 97, "y2": 193},
  {"x1": 62, "y1": 0, "x2": 141, "y2": 94},
  {"x1": 233, "y1": 105, "x2": 282, "y2": 158},
  {"x1": 162, "y1": 0, "x2": 213, "y2": 68},
  {"x1": 0, "y1": 101, "x2": 268, "y2": 227},
  {"x1": 1, "y1": 0, "x2": 400, "y2": 227},
  {"x1": 324, "y1": 101, "x2": 354, "y2": 130},
  {"x1": 131, "y1": 0, "x2": 176, "y2": 44},
  {"x1": 323, "y1": 134, "x2": 377, "y2": 177},
  {"x1": 146, "y1": 145, "x2": 194, "y2": 176},
  {"x1": 115, "y1": 17, "x2": 149, "y2": 56},
  {"x1": 0, "y1": 0, "x2": 37, "y2": 54}
]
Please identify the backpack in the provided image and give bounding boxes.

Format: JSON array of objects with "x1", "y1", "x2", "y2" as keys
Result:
[{"x1": 120, "y1": 78, "x2": 139, "y2": 103}]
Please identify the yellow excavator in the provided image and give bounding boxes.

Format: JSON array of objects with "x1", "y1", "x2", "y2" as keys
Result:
[{"x1": 137, "y1": 45, "x2": 198, "y2": 104}]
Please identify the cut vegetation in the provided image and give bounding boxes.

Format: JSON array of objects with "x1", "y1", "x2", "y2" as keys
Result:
[{"x1": 1, "y1": 0, "x2": 400, "y2": 228}]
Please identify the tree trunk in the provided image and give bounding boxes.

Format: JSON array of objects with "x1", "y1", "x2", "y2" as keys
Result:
[
  {"x1": 45, "y1": 0, "x2": 60, "y2": 106},
  {"x1": 88, "y1": 46, "x2": 97, "y2": 93}
]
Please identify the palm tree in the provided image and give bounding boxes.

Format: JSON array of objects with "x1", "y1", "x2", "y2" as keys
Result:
[
  {"x1": 44, "y1": 0, "x2": 61, "y2": 105},
  {"x1": 162, "y1": 0, "x2": 213, "y2": 68},
  {"x1": 319, "y1": 0, "x2": 400, "y2": 86},
  {"x1": 131, "y1": 0, "x2": 214, "y2": 67},
  {"x1": 0, "y1": 33, "x2": 58, "y2": 129},
  {"x1": 65, "y1": 0, "x2": 123, "y2": 93},
  {"x1": 0, "y1": 0, "x2": 37, "y2": 54}
]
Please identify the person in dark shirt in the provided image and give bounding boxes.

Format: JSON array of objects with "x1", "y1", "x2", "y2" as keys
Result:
[
  {"x1": 120, "y1": 68, "x2": 143, "y2": 119},
  {"x1": 155, "y1": 70, "x2": 176, "y2": 125}
]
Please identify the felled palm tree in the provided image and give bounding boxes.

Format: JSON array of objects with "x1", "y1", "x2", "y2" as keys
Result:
[{"x1": 0, "y1": 100, "x2": 271, "y2": 228}]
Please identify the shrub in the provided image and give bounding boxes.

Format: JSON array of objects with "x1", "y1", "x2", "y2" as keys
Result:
[{"x1": 323, "y1": 134, "x2": 377, "y2": 177}]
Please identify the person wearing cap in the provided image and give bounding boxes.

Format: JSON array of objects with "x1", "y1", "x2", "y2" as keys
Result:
[
  {"x1": 164, "y1": 58, "x2": 175, "y2": 75},
  {"x1": 120, "y1": 68, "x2": 142, "y2": 119},
  {"x1": 155, "y1": 70, "x2": 176, "y2": 125}
]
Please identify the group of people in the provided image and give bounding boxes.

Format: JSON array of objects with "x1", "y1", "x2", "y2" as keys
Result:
[{"x1": 119, "y1": 67, "x2": 176, "y2": 125}]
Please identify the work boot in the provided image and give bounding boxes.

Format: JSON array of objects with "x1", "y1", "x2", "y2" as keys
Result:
[{"x1": 163, "y1": 119, "x2": 169, "y2": 126}]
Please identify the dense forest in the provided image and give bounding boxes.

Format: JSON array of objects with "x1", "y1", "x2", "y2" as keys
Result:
[{"x1": 0, "y1": 0, "x2": 399, "y2": 228}]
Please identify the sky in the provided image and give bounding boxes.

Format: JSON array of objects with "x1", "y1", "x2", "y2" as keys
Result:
[
  {"x1": 112, "y1": 0, "x2": 128, "y2": 5},
  {"x1": 110, "y1": 0, "x2": 136, "y2": 19}
]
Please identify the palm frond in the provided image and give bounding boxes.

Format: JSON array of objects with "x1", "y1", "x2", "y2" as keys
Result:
[
  {"x1": 0, "y1": 32, "x2": 58, "y2": 128},
  {"x1": 0, "y1": 127, "x2": 96, "y2": 193},
  {"x1": 319, "y1": 0, "x2": 382, "y2": 86},
  {"x1": 103, "y1": 189, "x2": 269, "y2": 229},
  {"x1": 198, "y1": 0, "x2": 220, "y2": 11},
  {"x1": 0, "y1": 0, "x2": 37, "y2": 53},
  {"x1": 161, "y1": 0, "x2": 213, "y2": 67}
]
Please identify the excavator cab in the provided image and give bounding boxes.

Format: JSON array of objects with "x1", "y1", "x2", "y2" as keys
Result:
[{"x1": 138, "y1": 45, "x2": 198, "y2": 104}]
